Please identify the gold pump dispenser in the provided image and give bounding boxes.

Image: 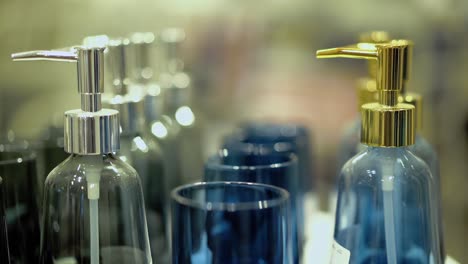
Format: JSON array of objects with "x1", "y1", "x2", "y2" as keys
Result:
[
  {"x1": 356, "y1": 31, "x2": 390, "y2": 108},
  {"x1": 397, "y1": 40, "x2": 423, "y2": 131},
  {"x1": 317, "y1": 41, "x2": 415, "y2": 147}
]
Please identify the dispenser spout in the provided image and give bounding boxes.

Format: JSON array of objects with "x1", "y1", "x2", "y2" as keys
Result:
[
  {"x1": 316, "y1": 45, "x2": 377, "y2": 59},
  {"x1": 11, "y1": 50, "x2": 78, "y2": 62},
  {"x1": 11, "y1": 45, "x2": 119, "y2": 155}
]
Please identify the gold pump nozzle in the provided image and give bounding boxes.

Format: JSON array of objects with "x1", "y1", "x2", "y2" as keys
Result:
[
  {"x1": 396, "y1": 40, "x2": 423, "y2": 131},
  {"x1": 355, "y1": 31, "x2": 391, "y2": 108},
  {"x1": 316, "y1": 41, "x2": 415, "y2": 147}
]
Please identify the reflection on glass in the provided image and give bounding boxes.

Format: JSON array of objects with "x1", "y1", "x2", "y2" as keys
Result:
[
  {"x1": 0, "y1": 175, "x2": 10, "y2": 264},
  {"x1": 335, "y1": 147, "x2": 441, "y2": 263},
  {"x1": 0, "y1": 151, "x2": 40, "y2": 263},
  {"x1": 172, "y1": 181, "x2": 292, "y2": 264},
  {"x1": 204, "y1": 151, "x2": 300, "y2": 263},
  {"x1": 40, "y1": 154, "x2": 151, "y2": 264}
]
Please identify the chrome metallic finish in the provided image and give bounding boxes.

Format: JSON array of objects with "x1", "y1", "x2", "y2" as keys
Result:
[
  {"x1": 108, "y1": 38, "x2": 131, "y2": 95},
  {"x1": 143, "y1": 83, "x2": 164, "y2": 123},
  {"x1": 64, "y1": 109, "x2": 120, "y2": 154},
  {"x1": 12, "y1": 46, "x2": 120, "y2": 154},
  {"x1": 129, "y1": 32, "x2": 156, "y2": 83},
  {"x1": 103, "y1": 94, "x2": 145, "y2": 135},
  {"x1": 160, "y1": 28, "x2": 186, "y2": 73}
]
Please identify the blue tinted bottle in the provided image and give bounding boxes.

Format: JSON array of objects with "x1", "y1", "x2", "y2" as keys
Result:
[{"x1": 317, "y1": 41, "x2": 442, "y2": 263}]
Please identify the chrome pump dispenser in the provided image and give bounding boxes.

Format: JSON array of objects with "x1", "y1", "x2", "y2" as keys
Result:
[
  {"x1": 336, "y1": 31, "x2": 390, "y2": 171},
  {"x1": 317, "y1": 41, "x2": 442, "y2": 264},
  {"x1": 129, "y1": 32, "x2": 184, "y2": 247},
  {"x1": 160, "y1": 28, "x2": 204, "y2": 184},
  {"x1": 12, "y1": 46, "x2": 152, "y2": 264},
  {"x1": 103, "y1": 38, "x2": 170, "y2": 263}
]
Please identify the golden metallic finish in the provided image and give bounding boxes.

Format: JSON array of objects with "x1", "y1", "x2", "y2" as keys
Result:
[
  {"x1": 317, "y1": 43, "x2": 405, "y2": 99},
  {"x1": 354, "y1": 31, "x2": 391, "y2": 110},
  {"x1": 361, "y1": 103, "x2": 415, "y2": 147},
  {"x1": 359, "y1": 31, "x2": 390, "y2": 79},
  {"x1": 399, "y1": 92, "x2": 422, "y2": 131},
  {"x1": 316, "y1": 41, "x2": 415, "y2": 147},
  {"x1": 356, "y1": 78, "x2": 377, "y2": 110}
]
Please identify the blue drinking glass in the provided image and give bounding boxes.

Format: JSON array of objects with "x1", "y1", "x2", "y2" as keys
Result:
[
  {"x1": 171, "y1": 181, "x2": 292, "y2": 264},
  {"x1": 237, "y1": 122, "x2": 314, "y2": 191},
  {"x1": 204, "y1": 151, "x2": 300, "y2": 263}
]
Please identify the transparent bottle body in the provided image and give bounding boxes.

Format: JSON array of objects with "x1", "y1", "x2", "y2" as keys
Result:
[
  {"x1": 118, "y1": 133, "x2": 169, "y2": 263},
  {"x1": 336, "y1": 117, "x2": 362, "y2": 173},
  {"x1": 165, "y1": 100, "x2": 204, "y2": 184},
  {"x1": 40, "y1": 154, "x2": 152, "y2": 264},
  {"x1": 410, "y1": 136, "x2": 445, "y2": 260},
  {"x1": 334, "y1": 147, "x2": 441, "y2": 264}
]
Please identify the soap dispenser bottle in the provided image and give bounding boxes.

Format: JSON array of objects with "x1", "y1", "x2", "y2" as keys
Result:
[
  {"x1": 12, "y1": 46, "x2": 152, "y2": 264},
  {"x1": 336, "y1": 31, "x2": 389, "y2": 171},
  {"x1": 398, "y1": 40, "x2": 445, "y2": 260},
  {"x1": 128, "y1": 32, "x2": 183, "y2": 194},
  {"x1": 159, "y1": 28, "x2": 204, "y2": 183},
  {"x1": 317, "y1": 41, "x2": 442, "y2": 263},
  {"x1": 103, "y1": 38, "x2": 170, "y2": 263}
]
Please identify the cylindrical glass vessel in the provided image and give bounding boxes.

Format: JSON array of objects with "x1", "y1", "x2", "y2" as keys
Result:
[
  {"x1": 40, "y1": 154, "x2": 151, "y2": 264},
  {"x1": 171, "y1": 181, "x2": 292, "y2": 264},
  {"x1": 0, "y1": 150, "x2": 40, "y2": 263},
  {"x1": 118, "y1": 131, "x2": 169, "y2": 263},
  {"x1": 335, "y1": 147, "x2": 441, "y2": 263},
  {"x1": 204, "y1": 151, "x2": 300, "y2": 264}
]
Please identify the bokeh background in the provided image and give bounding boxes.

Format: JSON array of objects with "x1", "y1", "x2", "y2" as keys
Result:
[{"x1": 0, "y1": 0, "x2": 467, "y2": 262}]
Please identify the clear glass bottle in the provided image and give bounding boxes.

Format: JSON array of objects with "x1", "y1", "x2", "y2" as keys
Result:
[
  {"x1": 113, "y1": 103, "x2": 169, "y2": 263},
  {"x1": 105, "y1": 37, "x2": 170, "y2": 263},
  {"x1": 128, "y1": 32, "x2": 184, "y2": 202},
  {"x1": 160, "y1": 28, "x2": 205, "y2": 184},
  {"x1": 41, "y1": 154, "x2": 151, "y2": 263},
  {"x1": 12, "y1": 45, "x2": 152, "y2": 264},
  {"x1": 317, "y1": 41, "x2": 441, "y2": 263},
  {"x1": 335, "y1": 147, "x2": 439, "y2": 263}
]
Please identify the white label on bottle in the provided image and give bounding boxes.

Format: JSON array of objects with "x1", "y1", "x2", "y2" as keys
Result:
[{"x1": 330, "y1": 240, "x2": 350, "y2": 264}]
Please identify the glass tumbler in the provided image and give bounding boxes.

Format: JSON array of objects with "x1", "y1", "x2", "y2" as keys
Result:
[
  {"x1": 171, "y1": 181, "x2": 292, "y2": 264},
  {"x1": 0, "y1": 151, "x2": 41, "y2": 263},
  {"x1": 204, "y1": 151, "x2": 300, "y2": 263},
  {"x1": 237, "y1": 122, "x2": 313, "y2": 191}
]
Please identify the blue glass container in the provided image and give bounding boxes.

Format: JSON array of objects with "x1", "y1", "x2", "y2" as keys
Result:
[
  {"x1": 0, "y1": 151, "x2": 40, "y2": 263},
  {"x1": 335, "y1": 119, "x2": 445, "y2": 260},
  {"x1": 334, "y1": 147, "x2": 441, "y2": 264},
  {"x1": 171, "y1": 181, "x2": 292, "y2": 264},
  {"x1": 237, "y1": 122, "x2": 313, "y2": 191},
  {"x1": 204, "y1": 151, "x2": 300, "y2": 263}
]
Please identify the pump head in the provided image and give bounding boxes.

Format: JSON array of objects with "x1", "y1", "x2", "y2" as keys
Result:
[
  {"x1": 129, "y1": 32, "x2": 156, "y2": 83},
  {"x1": 160, "y1": 28, "x2": 186, "y2": 73},
  {"x1": 317, "y1": 40, "x2": 415, "y2": 147},
  {"x1": 356, "y1": 31, "x2": 391, "y2": 108},
  {"x1": 11, "y1": 46, "x2": 120, "y2": 154}
]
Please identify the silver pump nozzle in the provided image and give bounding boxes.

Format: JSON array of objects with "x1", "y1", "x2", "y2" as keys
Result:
[
  {"x1": 160, "y1": 28, "x2": 186, "y2": 73},
  {"x1": 129, "y1": 32, "x2": 156, "y2": 83},
  {"x1": 11, "y1": 46, "x2": 120, "y2": 154},
  {"x1": 107, "y1": 38, "x2": 131, "y2": 95}
]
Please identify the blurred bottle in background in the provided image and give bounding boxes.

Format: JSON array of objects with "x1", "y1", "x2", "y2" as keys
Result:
[{"x1": 159, "y1": 28, "x2": 205, "y2": 184}]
